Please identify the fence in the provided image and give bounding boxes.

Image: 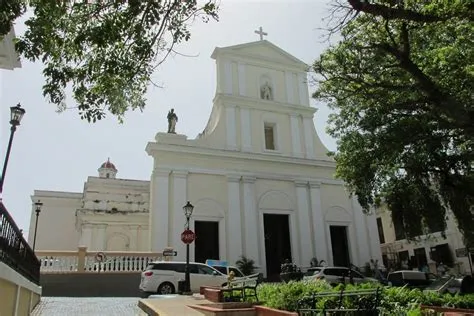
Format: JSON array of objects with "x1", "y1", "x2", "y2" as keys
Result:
[
  {"x1": 36, "y1": 247, "x2": 166, "y2": 273},
  {"x1": 0, "y1": 201, "x2": 40, "y2": 284}
]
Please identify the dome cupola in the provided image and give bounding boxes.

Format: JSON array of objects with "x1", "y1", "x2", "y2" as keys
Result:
[{"x1": 98, "y1": 158, "x2": 117, "y2": 179}]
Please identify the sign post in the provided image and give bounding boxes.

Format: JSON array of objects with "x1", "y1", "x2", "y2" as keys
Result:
[
  {"x1": 163, "y1": 249, "x2": 178, "y2": 257},
  {"x1": 94, "y1": 252, "x2": 106, "y2": 273}
]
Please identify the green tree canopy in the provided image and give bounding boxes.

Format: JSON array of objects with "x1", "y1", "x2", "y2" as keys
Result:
[
  {"x1": 1, "y1": 0, "x2": 218, "y2": 122},
  {"x1": 314, "y1": 1, "x2": 473, "y2": 244}
]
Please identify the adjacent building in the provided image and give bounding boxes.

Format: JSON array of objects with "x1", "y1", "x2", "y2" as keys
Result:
[{"x1": 376, "y1": 205, "x2": 472, "y2": 275}]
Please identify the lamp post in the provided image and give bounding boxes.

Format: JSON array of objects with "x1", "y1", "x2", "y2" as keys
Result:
[
  {"x1": 0, "y1": 103, "x2": 26, "y2": 194},
  {"x1": 182, "y1": 201, "x2": 194, "y2": 294},
  {"x1": 32, "y1": 201, "x2": 43, "y2": 251}
]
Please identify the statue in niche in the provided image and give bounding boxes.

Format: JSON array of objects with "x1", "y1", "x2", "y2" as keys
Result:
[
  {"x1": 260, "y1": 81, "x2": 273, "y2": 100},
  {"x1": 167, "y1": 108, "x2": 178, "y2": 134}
]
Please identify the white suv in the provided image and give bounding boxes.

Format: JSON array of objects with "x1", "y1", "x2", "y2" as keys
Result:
[{"x1": 139, "y1": 261, "x2": 228, "y2": 295}]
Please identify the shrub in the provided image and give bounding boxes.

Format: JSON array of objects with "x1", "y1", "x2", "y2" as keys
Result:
[{"x1": 252, "y1": 281, "x2": 474, "y2": 313}]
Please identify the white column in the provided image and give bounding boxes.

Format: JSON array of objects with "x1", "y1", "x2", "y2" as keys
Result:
[
  {"x1": 226, "y1": 105, "x2": 238, "y2": 150},
  {"x1": 238, "y1": 63, "x2": 246, "y2": 96},
  {"x1": 171, "y1": 171, "x2": 188, "y2": 262},
  {"x1": 295, "y1": 181, "x2": 315, "y2": 267},
  {"x1": 290, "y1": 114, "x2": 303, "y2": 158},
  {"x1": 309, "y1": 182, "x2": 328, "y2": 262},
  {"x1": 297, "y1": 72, "x2": 309, "y2": 106},
  {"x1": 303, "y1": 117, "x2": 315, "y2": 159},
  {"x1": 285, "y1": 71, "x2": 295, "y2": 104},
  {"x1": 351, "y1": 197, "x2": 370, "y2": 266},
  {"x1": 79, "y1": 224, "x2": 93, "y2": 249},
  {"x1": 242, "y1": 176, "x2": 260, "y2": 265},
  {"x1": 224, "y1": 61, "x2": 233, "y2": 95},
  {"x1": 240, "y1": 107, "x2": 252, "y2": 152},
  {"x1": 365, "y1": 210, "x2": 383, "y2": 262},
  {"x1": 227, "y1": 175, "x2": 243, "y2": 265},
  {"x1": 93, "y1": 224, "x2": 107, "y2": 251},
  {"x1": 149, "y1": 169, "x2": 170, "y2": 251}
]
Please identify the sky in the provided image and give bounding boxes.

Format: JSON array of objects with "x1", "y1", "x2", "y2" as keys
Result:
[{"x1": 0, "y1": 0, "x2": 340, "y2": 239}]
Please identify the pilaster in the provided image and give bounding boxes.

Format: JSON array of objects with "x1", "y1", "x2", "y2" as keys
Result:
[
  {"x1": 227, "y1": 175, "x2": 243, "y2": 265},
  {"x1": 303, "y1": 117, "x2": 315, "y2": 159},
  {"x1": 149, "y1": 169, "x2": 170, "y2": 251},
  {"x1": 224, "y1": 61, "x2": 233, "y2": 95},
  {"x1": 290, "y1": 113, "x2": 303, "y2": 158},
  {"x1": 226, "y1": 105, "x2": 238, "y2": 150},
  {"x1": 295, "y1": 181, "x2": 314, "y2": 267},
  {"x1": 238, "y1": 63, "x2": 246, "y2": 96},
  {"x1": 240, "y1": 107, "x2": 252, "y2": 152},
  {"x1": 172, "y1": 171, "x2": 188, "y2": 261},
  {"x1": 242, "y1": 176, "x2": 259, "y2": 265},
  {"x1": 309, "y1": 181, "x2": 328, "y2": 262},
  {"x1": 79, "y1": 223, "x2": 93, "y2": 249},
  {"x1": 285, "y1": 71, "x2": 295, "y2": 104}
]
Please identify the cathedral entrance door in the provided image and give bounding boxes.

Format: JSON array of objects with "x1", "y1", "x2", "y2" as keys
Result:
[
  {"x1": 330, "y1": 225, "x2": 351, "y2": 267},
  {"x1": 263, "y1": 213, "x2": 292, "y2": 281},
  {"x1": 194, "y1": 221, "x2": 219, "y2": 263}
]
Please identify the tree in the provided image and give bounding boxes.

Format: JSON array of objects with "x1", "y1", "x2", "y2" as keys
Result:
[
  {"x1": 313, "y1": 1, "x2": 473, "y2": 244},
  {"x1": 1, "y1": 0, "x2": 218, "y2": 122}
]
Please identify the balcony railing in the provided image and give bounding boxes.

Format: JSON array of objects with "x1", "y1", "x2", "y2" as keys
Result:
[
  {"x1": 36, "y1": 247, "x2": 166, "y2": 273},
  {"x1": 0, "y1": 201, "x2": 40, "y2": 284}
]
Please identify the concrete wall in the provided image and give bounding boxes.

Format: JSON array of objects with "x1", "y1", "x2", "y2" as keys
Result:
[
  {"x1": 40, "y1": 273, "x2": 142, "y2": 297},
  {"x1": 0, "y1": 262, "x2": 42, "y2": 316}
]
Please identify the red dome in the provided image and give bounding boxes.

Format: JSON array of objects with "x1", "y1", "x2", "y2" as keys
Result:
[{"x1": 100, "y1": 158, "x2": 117, "y2": 171}]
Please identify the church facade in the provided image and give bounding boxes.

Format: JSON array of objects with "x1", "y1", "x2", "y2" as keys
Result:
[
  {"x1": 28, "y1": 38, "x2": 383, "y2": 278},
  {"x1": 145, "y1": 39, "x2": 382, "y2": 277}
]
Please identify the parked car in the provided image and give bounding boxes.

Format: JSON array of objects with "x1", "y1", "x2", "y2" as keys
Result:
[
  {"x1": 303, "y1": 266, "x2": 378, "y2": 285},
  {"x1": 386, "y1": 270, "x2": 437, "y2": 289},
  {"x1": 205, "y1": 259, "x2": 245, "y2": 278},
  {"x1": 424, "y1": 275, "x2": 474, "y2": 295},
  {"x1": 139, "y1": 261, "x2": 228, "y2": 295}
]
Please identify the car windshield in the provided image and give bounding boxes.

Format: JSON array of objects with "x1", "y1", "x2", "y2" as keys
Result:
[
  {"x1": 424, "y1": 276, "x2": 452, "y2": 290},
  {"x1": 213, "y1": 266, "x2": 227, "y2": 275},
  {"x1": 304, "y1": 268, "x2": 321, "y2": 276}
]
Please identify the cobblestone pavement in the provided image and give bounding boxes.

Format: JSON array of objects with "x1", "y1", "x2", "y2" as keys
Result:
[{"x1": 31, "y1": 297, "x2": 144, "y2": 316}]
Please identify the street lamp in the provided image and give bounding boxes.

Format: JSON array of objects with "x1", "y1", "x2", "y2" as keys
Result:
[
  {"x1": 183, "y1": 201, "x2": 194, "y2": 294},
  {"x1": 0, "y1": 103, "x2": 26, "y2": 194},
  {"x1": 32, "y1": 201, "x2": 43, "y2": 251}
]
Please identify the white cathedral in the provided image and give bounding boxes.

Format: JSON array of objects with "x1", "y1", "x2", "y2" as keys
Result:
[{"x1": 28, "y1": 36, "x2": 383, "y2": 277}]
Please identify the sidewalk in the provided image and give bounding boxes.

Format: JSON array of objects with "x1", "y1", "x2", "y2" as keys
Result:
[{"x1": 138, "y1": 294, "x2": 211, "y2": 316}]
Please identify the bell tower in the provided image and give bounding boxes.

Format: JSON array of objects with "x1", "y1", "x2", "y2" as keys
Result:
[{"x1": 98, "y1": 158, "x2": 117, "y2": 179}]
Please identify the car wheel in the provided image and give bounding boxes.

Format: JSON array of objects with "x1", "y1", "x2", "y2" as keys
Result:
[{"x1": 157, "y1": 282, "x2": 175, "y2": 295}]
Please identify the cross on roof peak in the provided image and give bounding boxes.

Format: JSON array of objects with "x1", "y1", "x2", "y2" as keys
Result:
[{"x1": 254, "y1": 26, "x2": 268, "y2": 41}]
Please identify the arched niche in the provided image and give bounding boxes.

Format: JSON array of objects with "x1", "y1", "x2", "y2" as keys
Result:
[
  {"x1": 258, "y1": 190, "x2": 294, "y2": 211},
  {"x1": 259, "y1": 75, "x2": 274, "y2": 101},
  {"x1": 324, "y1": 206, "x2": 352, "y2": 223},
  {"x1": 106, "y1": 232, "x2": 130, "y2": 251}
]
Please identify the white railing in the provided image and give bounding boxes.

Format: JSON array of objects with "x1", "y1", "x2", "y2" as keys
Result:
[{"x1": 36, "y1": 247, "x2": 166, "y2": 273}]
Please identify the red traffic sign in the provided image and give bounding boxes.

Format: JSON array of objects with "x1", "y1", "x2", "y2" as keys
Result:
[{"x1": 181, "y1": 229, "x2": 195, "y2": 244}]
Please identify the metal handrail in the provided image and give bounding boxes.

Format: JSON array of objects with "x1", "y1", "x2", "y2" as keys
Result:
[{"x1": 0, "y1": 201, "x2": 40, "y2": 284}]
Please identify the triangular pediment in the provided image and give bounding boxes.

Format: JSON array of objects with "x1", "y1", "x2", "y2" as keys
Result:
[{"x1": 211, "y1": 40, "x2": 308, "y2": 70}]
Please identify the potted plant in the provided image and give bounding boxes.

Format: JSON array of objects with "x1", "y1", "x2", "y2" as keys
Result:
[
  {"x1": 280, "y1": 259, "x2": 303, "y2": 283},
  {"x1": 236, "y1": 255, "x2": 256, "y2": 276}
]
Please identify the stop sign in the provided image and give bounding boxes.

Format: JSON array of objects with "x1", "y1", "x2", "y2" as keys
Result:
[{"x1": 181, "y1": 229, "x2": 195, "y2": 244}]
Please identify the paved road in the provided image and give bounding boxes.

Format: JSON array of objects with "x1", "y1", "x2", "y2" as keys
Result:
[{"x1": 31, "y1": 297, "x2": 144, "y2": 316}]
